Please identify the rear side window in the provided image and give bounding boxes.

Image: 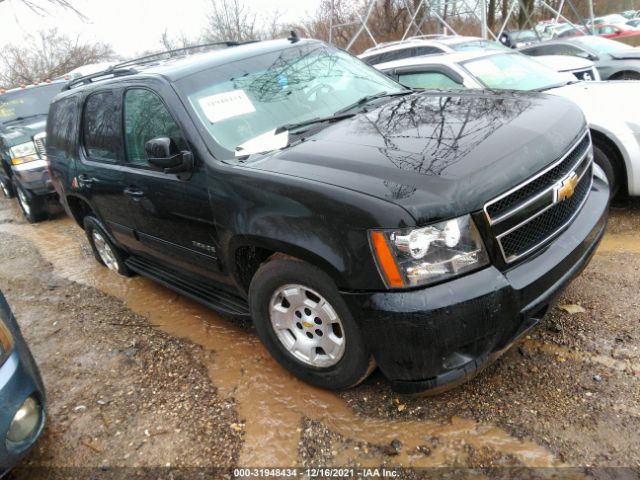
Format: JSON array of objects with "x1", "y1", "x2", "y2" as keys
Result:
[
  {"x1": 47, "y1": 97, "x2": 78, "y2": 157},
  {"x1": 123, "y1": 88, "x2": 186, "y2": 166},
  {"x1": 82, "y1": 91, "x2": 121, "y2": 162}
]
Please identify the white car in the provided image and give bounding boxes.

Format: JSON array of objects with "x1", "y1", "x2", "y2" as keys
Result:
[
  {"x1": 358, "y1": 35, "x2": 508, "y2": 66},
  {"x1": 376, "y1": 50, "x2": 640, "y2": 198},
  {"x1": 533, "y1": 55, "x2": 601, "y2": 81}
]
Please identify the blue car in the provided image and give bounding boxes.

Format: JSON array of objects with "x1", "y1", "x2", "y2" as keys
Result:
[{"x1": 0, "y1": 291, "x2": 45, "y2": 476}]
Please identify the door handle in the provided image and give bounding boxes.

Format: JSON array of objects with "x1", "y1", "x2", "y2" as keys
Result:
[
  {"x1": 77, "y1": 174, "x2": 94, "y2": 184},
  {"x1": 123, "y1": 186, "x2": 145, "y2": 198}
]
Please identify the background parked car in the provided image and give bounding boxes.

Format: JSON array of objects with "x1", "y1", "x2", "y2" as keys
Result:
[
  {"x1": 358, "y1": 35, "x2": 507, "y2": 65},
  {"x1": 376, "y1": 50, "x2": 640, "y2": 198},
  {"x1": 627, "y1": 19, "x2": 640, "y2": 28},
  {"x1": 532, "y1": 55, "x2": 600, "y2": 81},
  {"x1": 498, "y1": 29, "x2": 539, "y2": 48},
  {"x1": 593, "y1": 23, "x2": 640, "y2": 46},
  {"x1": 0, "y1": 290, "x2": 45, "y2": 476},
  {"x1": 520, "y1": 36, "x2": 640, "y2": 80},
  {"x1": 0, "y1": 81, "x2": 66, "y2": 222}
]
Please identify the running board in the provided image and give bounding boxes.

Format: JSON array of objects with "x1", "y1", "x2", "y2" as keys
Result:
[{"x1": 125, "y1": 256, "x2": 250, "y2": 318}]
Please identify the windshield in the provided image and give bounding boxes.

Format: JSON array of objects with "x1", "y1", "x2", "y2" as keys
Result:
[
  {"x1": 176, "y1": 43, "x2": 404, "y2": 158},
  {"x1": 463, "y1": 52, "x2": 570, "y2": 90},
  {"x1": 572, "y1": 35, "x2": 630, "y2": 53},
  {"x1": 0, "y1": 83, "x2": 64, "y2": 124},
  {"x1": 449, "y1": 40, "x2": 509, "y2": 52}
]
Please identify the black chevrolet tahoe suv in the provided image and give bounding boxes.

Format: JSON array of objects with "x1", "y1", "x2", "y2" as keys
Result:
[
  {"x1": 47, "y1": 38, "x2": 609, "y2": 394},
  {"x1": 0, "y1": 81, "x2": 66, "y2": 222}
]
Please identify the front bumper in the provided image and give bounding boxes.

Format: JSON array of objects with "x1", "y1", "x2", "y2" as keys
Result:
[
  {"x1": 345, "y1": 175, "x2": 609, "y2": 394},
  {"x1": 11, "y1": 161, "x2": 55, "y2": 197},
  {"x1": 0, "y1": 302, "x2": 45, "y2": 474}
]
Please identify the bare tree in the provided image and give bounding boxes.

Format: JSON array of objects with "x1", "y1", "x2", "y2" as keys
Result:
[
  {"x1": 0, "y1": 0, "x2": 85, "y2": 19},
  {"x1": 0, "y1": 28, "x2": 115, "y2": 88},
  {"x1": 203, "y1": 0, "x2": 258, "y2": 42}
]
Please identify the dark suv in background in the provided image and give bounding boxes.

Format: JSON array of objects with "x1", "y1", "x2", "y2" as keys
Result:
[
  {"x1": 47, "y1": 38, "x2": 609, "y2": 393},
  {"x1": 0, "y1": 81, "x2": 66, "y2": 222}
]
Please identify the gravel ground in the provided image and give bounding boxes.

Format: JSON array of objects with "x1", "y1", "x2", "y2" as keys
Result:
[{"x1": 0, "y1": 196, "x2": 638, "y2": 476}]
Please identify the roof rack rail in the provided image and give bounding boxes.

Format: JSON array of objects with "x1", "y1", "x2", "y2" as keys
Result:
[
  {"x1": 62, "y1": 39, "x2": 260, "y2": 91},
  {"x1": 62, "y1": 68, "x2": 139, "y2": 90}
]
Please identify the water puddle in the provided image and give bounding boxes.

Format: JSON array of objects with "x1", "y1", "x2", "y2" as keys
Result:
[{"x1": 0, "y1": 206, "x2": 559, "y2": 467}]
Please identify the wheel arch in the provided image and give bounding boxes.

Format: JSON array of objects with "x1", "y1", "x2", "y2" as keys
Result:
[
  {"x1": 589, "y1": 127, "x2": 630, "y2": 195},
  {"x1": 228, "y1": 235, "x2": 348, "y2": 296},
  {"x1": 65, "y1": 194, "x2": 96, "y2": 229}
]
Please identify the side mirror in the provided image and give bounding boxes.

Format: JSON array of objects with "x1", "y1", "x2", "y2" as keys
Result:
[{"x1": 144, "y1": 137, "x2": 193, "y2": 174}]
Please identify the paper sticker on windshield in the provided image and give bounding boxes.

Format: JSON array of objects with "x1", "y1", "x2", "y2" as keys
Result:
[{"x1": 198, "y1": 90, "x2": 256, "y2": 123}]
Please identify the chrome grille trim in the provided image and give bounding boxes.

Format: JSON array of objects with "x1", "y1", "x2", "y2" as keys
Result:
[
  {"x1": 483, "y1": 129, "x2": 593, "y2": 264},
  {"x1": 496, "y1": 160, "x2": 592, "y2": 242},
  {"x1": 33, "y1": 132, "x2": 47, "y2": 159},
  {"x1": 484, "y1": 129, "x2": 590, "y2": 224},
  {"x1": 497, "y1": 170, "x2": 592, "y2": 263}
]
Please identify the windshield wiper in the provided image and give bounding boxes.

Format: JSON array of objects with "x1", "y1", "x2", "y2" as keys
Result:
[
  {"x1": 275, "y1": 112, "x2": 356, "y2": 135},
  {"x1": 334, "y1": 90, "x2": 414, "y2": 115}
]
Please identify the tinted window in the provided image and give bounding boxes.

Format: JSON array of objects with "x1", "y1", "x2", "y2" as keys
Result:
[
  {"x1": 398, "y1": 71, "x2": 463, "y2": 89},
  {"x1": 123, "y1": 89, "x2": 186, "y2": 166},
  {"x1": 47, "y1": 97, "x2": 78, "y2": 157},
  {"x1": 545, "y1": 44, "x2": 587, "y2": 56},
  {"x1": 414, "y1": 46, "x2": 442, "y2": 56},
  {"x1": 0, "y1": 83, "x2": 64, "y2": 124},
  {"x1": 82, "y1": 91, "x2": 121, "y2": 161}
]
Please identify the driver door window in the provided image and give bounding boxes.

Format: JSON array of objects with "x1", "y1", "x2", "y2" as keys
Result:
[{"x1": 123, "y1": 88, "x2": 187, "y2": 166}]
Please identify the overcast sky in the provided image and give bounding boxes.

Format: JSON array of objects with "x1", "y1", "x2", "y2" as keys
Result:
[{"x1": 0, "y1": 0, "x2": 322, "y2": 57}]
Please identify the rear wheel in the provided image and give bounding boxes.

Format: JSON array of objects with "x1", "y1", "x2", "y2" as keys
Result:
[
  {"x1": 592, "y1": 142, "x2": 622, "y2": 199},
  {"x1": 84, "y1": 216, "x2": 132, "y2": 276},
  {"x1": 249, "y1": 258, "x2": 374, "y2": 390},
  {"x1": 15, "y1": 184, "x2": 47, "y2": 223},
  {"x1": 0, "y1": 178, "x2": 15, "y2": 198},
  {"x1": 612, "y1": 71, "x2": 640, "y2": 81}
]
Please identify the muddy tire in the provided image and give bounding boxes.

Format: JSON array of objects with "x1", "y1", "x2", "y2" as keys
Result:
[
  {"x1": 0, "y1": 178, "x2": 15, "y2": 199},
  {"x1": 84, "y1": 216, "x2": 133, "y2": 277},
  {"x1": 249, "y1": 258, "x2": 373, "y2": 390},
  {"x1": 592, "y1": 142, "x2": 622, "y2": 199},
  {"x1": 15, "y1": 183, "x2": 47, "y2": 223}
]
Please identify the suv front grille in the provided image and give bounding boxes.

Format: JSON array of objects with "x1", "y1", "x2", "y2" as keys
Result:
[
  {"x1": 484, "y1": 130, "x2": 593, "y2": 264},
  {"x1": 33, "y1": 132, "x2": 47, "y2": 158}
]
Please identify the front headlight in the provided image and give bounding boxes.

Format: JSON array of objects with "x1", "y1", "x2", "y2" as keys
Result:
[
  {"x1": 0, "y1": 319, "x2": 14, "y2": 366},
  {"x1": 9, "y1": 142, "x2": 39, "y2": 165},
  {"x1": 370, "y1": 215, "x2": 490, "y2": 288}
]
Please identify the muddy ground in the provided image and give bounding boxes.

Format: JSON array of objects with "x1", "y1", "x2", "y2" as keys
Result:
[{"x1": 0, "y1": 195, "x2": 638, "y2": 478}]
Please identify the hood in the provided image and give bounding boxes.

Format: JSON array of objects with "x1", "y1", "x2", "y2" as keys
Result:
[
  {"x1": 609, "y1": 49, "x2": 640, "y2": 60},
  {"x1": 549, "y1": 81, "x2": 640, "y2": 130},
  {"x1": 0, "y1": 115, "x2": 47, "y2": 148},
  {"x1": 535, "y1": 55, "x2": 593, "y2": 71},
  {"x1": 247, "y1": 91, "x2": 585, "y2": 225}
]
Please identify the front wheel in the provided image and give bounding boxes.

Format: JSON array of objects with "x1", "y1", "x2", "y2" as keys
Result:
[
  {"x1": 0, "y1": 178, "x2": 15, "y2": 199},
  {"x1": 84, "y1": 216, "x2": 132, "y2": 277},
  {"x1": 15, "y1": 184, "x2": 47, "y2": 223},
  {"x1": 249, "y1": 258, "x2": 374, "y2": 390}
]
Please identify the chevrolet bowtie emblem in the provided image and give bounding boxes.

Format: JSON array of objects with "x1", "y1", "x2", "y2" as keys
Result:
[{"x1": 557, "y1": 172, "x2": 578, "y2": 202}]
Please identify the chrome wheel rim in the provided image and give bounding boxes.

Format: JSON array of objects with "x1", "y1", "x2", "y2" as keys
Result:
[
  {"x1": 269, "y1": 284, "x2": 346, "y2": 367},
  {"x1": 17, "y1": 188, "x2": 31, "y2": 216},
  {"x1": 92, "y1": 231, "x2": 118, "y2": 271},
  {"x1": 0, "y1": 181, "x2": 9, "y2": 198}
]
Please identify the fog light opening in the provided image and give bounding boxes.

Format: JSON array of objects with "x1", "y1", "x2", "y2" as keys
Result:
[{"x1": 6, "y1": 396, "x2": 42, "y2": 446}]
